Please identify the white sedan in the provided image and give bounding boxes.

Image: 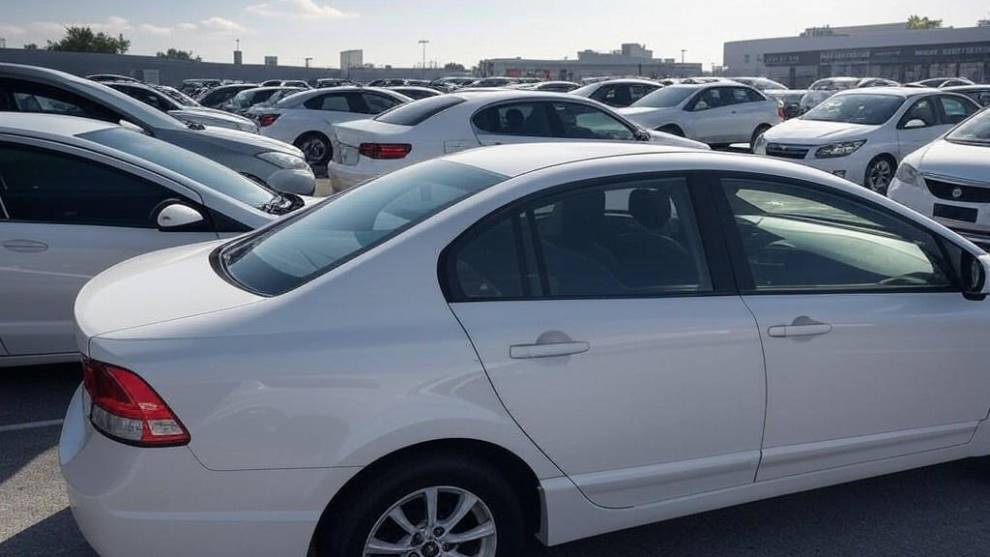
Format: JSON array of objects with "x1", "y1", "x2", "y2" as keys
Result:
[
  {"x1": 888, "y1": 107, "x2": 990, "y2": 249},
  {"x1": 618, "y1": 83, "x2": 783, "y2": 146},
  {"x1": 328, "y1": 90, "x2": 707, "y2": 191},
  {"x1": 257, "y1": 86, "x2": 411, "y2": 165},
  {"x1": 64, "y1": 142, "x2": 990, "y2": 557},
  {"x1": 569, "y1": 78, "x2": 662, "y2": 108},
  {"x1": 0, "y1": 113, "x2": 311, "y2": 366},
  {"x1": 755, "y1": 87, "x2": 980, "y2": 193}
]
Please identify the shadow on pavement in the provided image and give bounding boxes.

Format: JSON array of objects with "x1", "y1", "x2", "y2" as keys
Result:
[{"x1": 0, "y1": 509, "x2": 96, "y2": 557}]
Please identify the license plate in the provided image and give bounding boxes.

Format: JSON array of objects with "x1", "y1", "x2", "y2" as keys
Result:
[{"x1": 934, "y1": 203, "x2": 977, "y2": 223}]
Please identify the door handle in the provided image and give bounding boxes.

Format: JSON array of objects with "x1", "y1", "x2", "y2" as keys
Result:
[
  {"x1": 3, "y1": 239, "x2": 48, "y2": 253},
  {"x1": 768, "y1": 316, "x2": 832, "y2": 338},
  {"x1": 510, "y1": 341, "x2": 590, "y2": 359}
]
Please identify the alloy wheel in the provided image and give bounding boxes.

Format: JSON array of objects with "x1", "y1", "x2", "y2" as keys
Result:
[
  {"x1": 867, "y1": 159, "x2": 894, "y2": 193},
  {"x1": 299, "y1": 136, "x2": 329, "y2": 164}
]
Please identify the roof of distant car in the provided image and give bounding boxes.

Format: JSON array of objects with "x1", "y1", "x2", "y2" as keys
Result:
[{"x1": 831, "y1": 86, "x2": 943, "y2": 98}]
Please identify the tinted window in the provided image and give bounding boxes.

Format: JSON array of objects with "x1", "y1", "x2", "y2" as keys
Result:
[
  {"x1": 939, "y1": 95, "x2": 977, "y2": 124},
  {"x1": 803, "y1": 94, "x2": 904, "y2": 125},
  {"x1": 0, "y1": 78, "x2": 120, "y2": 122},
  {"x1": 691, "y1": 88, "x2": 731, "y2": 111},
  {"x1": 361, "y1": 93, "x2": 401, "y2": 115},
  {"x1": 721, "y1": 177, "x2": 952, "y2": 292},
  {"x1": 0, "y1": 143, "x2": 178, "y2": 227},
  {"x1": 447, "y1": 176, "x2": 712, "y2": 299},
  {"x1": 628, "y1": 84, "x2": 659, "y2": 103},
  {"x1": 551, "y1": 102, "x2": 635, "y2": 140},
  {"x1": 591, "y1": 85, "x2": 633, "y2": 107},
  {"x1": 472, "y1": 102, "x2": 553, "y2": 137},
  {"x1": 111, "y1": 85, "x2": 175, "y2": 112},
  {"x1": 375, "y1": 95, "x2": 466, "y2": 126},
  {"x1": 220, "y1": 160, "x2": 507, "y2": 296},
  {"x1": 304, "y1": 93, "x2": 350, "y2": 111},
  {"x1": 900, "y1": 97, "x2": 938, "y2": 127}
]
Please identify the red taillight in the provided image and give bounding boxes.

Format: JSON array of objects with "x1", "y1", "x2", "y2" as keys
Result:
[
  {"x1": 777, "y1": 105, "x2": 786, "y2": 120},
  {"x1": 359, "y1": 143, "x2": 412, "y2": 159},
  {"x1": 257, "y1": 113, "x2": 280, "y2": 127},
  {"x1": 82, "y1": 358, "x2": 190, "y2": 447}
]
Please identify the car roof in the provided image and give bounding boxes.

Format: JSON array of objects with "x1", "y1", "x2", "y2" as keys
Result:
[
  {"x1": 452, "y1": 90, "x2": 608, "y2": 103},
  {"x1": 0, "y1": 112, "x2": 119, "y2": 137},
  {"x1": 944, "y1": 85, "x2": 990, "y2": 91},
  {"x1": 442, "y1": 142, "x2": 698, "y2": 178},
  {"x1": 832, "y1": 86, "x2": 939, "y2": 98}
]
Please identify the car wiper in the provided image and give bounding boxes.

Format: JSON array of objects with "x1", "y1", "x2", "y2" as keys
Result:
[
  {"x1": 185, "y1": 121, "x2": 206, "y2": 131},
  {"x1": 259, "y1": 194, "x2": 301, "y2": 215}
]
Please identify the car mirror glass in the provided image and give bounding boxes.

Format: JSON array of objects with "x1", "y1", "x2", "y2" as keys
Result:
[
  {"x1": 157, "y1": 203, "x2": 205, "y2": 230},
  {"x1": 904, "y1": 118, "x2": 927, "y2": 129}
]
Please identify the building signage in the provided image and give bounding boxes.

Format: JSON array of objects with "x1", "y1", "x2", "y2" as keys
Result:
[{"x1": 765, "y1": 40, "x2": 990, "y2": 66}]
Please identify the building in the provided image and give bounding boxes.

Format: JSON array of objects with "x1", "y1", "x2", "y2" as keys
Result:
[
  {"x1": 263, "y1": 56, "x2": 278, "y2": 66},
  {"x1": 479, "y1": 43, "x2": 702, "y2": 81},
  {"x1": 724, "y1": 21, "x2": 990, "y2": 88},
  {"x1": 340, "y1": 49, "x2": 363, "y2": 74}
]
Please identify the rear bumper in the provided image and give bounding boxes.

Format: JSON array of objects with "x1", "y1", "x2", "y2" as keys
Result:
[{"x1": 60, "y1": 387, "x2": 358, "y2": 557}]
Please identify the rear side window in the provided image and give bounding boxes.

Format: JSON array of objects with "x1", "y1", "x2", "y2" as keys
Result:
[
  {"x1": 360, "y1": 93, "x2": 402, "y2": 115},
  {"x1": 939, "y1": 95, "x2": 978, "y2": 125},
  {"x1": 376, "y1": 96, "x2": 466, "y2": 126},
  {"x1": 304, "y1": 93, "x2": 350, "y2": 111}
]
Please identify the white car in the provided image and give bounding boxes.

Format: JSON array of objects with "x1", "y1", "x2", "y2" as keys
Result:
[
  {"x1": 729, "y1": 77, "x2": 789, "y2": 91},
  {"x1": 755, "y1": 88, "x2": 980, "y2": 192},
  {"x1": 570, "y1": 78, "x2": 662, "y2": 108},
  {"x1": 328, "y1": 90, "x2": 707, "y2": 191},
  {"x1": 0, "y1": 113, "x2": 312, "y2": 367},
  {"x1": 618, "y1": 83, "x2": 782, "y2": 146},
  {"x1": 64, "y1": 142, "x2": 990, "y2": 557},
  {"x1": 888, "y1": 107, "x2": 990, "y2": 249},
  {"x1": 105, "y1": 81, "x2": 260, "y2": 133},
  {"x1": 258, "y1": 86, "x2": 411, "y2": 165}
]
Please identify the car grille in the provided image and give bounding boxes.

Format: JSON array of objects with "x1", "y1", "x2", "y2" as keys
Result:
[
  {"x1": 925, "y1": 177, "x2": 990, "y2": 203},
  {"x1": 766, "y1": 143, "x2": 811, "y2": 160}
]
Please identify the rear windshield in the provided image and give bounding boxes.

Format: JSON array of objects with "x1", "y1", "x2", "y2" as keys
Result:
[
  {"x1": 217, "y1": 159, "x2": 507, "y2": 295},
  {"x1": 375, "y1": 95, "x2": 466, "y2": 126},
  {"x1": 631, "y1": 86, "x2": 695, "y2": 108}
]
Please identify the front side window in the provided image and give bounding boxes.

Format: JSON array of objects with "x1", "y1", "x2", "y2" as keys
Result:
[
  {"x1": 691, "y1": 88, "x2": 731, "y2": 111},
  {"x1": 219, "y1": 160, "x2": 507, "y2": 296},
  {"x1": 0, "y1": 143, "x2": 182, "y2": 227},
  {"x1": 900, "y1": 97, "x2": 938, "y2": 128},
  {"x1": 721, "y1": 177, "x2": 953, "y2": 292},
  {"x1": 446, "y1": 176, "x2": 712, "y2": 300},
  {"x1": 938, "y1": 95, "x2": 977, "y2": 125},
  {"x1": 472, "y1": 102, "x2": 553, "y2": 137},
  {"x1": 550, "y1": 102, "x2": 635, "y2": 141},
  {"x1": 0, "y1": 78, "x2": 119, "y2": 122}
]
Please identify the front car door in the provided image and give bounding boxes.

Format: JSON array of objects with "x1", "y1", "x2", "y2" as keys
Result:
[
  {"x1": 685, "y1": 87, "x2": 737, "y2": 143},
  {"x1": 445, "y1": 172, "x2": 767, "y2": 508},
  {"x1": 471, "y1": 101, "x2": 557, "y2": 146},
  {"x1": 713, "y1": 174, "x2": 990, "y2": 480},
  {"x1": 896, "y1": 95, "x2": 946, "y2": 157},
  {"x1": 0, "y1": 141, "x2": 218, "y2": 356}
]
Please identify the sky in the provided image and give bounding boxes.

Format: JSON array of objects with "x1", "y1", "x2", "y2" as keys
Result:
[{"x1": 0, "y1": 0, "x2": 988, "y2": 70}]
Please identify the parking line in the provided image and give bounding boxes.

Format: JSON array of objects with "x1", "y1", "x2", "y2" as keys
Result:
[{"x1": 0, "y1": 419, "x2": 64, "y2": 433}]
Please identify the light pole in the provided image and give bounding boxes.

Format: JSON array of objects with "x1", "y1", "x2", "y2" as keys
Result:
[
  {"x1": 305, "y1": 57, "x2": 313, "y2": 68},
  {"x1": 680, "y1": 49, "x2": 686, "y2": 64},
  {"x1": 418, "y1": 39, "x2": 429, "y2": 71}
]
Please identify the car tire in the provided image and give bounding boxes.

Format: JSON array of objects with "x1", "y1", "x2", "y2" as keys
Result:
[
  {"x1": 864, "y1": 155, "x2": 896, "y2": 194},
  {"x1": 656, "y1": 125, "x2": 684, "y2": 137},
  {"x1": 313, "y1": 454, "x2": 527, "y2": 557},
  {"x1": 750, "y1": 124, "x2": 771, "y2": 153},
  {"x1": 294, "y1": 132, "x2": 332, "y2": 166}
]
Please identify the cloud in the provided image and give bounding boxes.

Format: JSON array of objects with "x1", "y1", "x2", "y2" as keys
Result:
[
  {"x1": 245, "y1": 0, "x2": 357, "y2": 21},
  {"x1": 200, "y1": 17, "x2": 247, "y2": 33},
  {"x1": 29, "y1": 16, "x2": 131, "y2": 35},
  {"x1": 177, "y1": 22, "x2": 198, "y2": 31},
  {"x1": 138, "y1": 23, "x2": 172, "y2": 36},
  {"x1": 0, "y1": 24, "x2": 27, "y2": 36}
]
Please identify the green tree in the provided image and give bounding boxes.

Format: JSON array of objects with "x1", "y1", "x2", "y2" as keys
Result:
[
  {"x1": 444, "y1": 62, "x2": 466, "y2": 72},
  {"x1": 156, "y1": 48, "x2": 201, "y2": 61},
  {"x1": 23, "y1": 43, "x2": 38, "y2": 50},
  {"x1": 907, "y1": 15, "x2": 943, "y2": 29},
  {"x1": 46, "y1": 26, "x2": 130, "y2": 54}
]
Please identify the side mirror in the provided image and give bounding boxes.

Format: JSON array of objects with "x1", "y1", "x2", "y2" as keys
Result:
[
  {"x1": 634, "y1": 129, "x2": 651, "y2": 141},
  {"x1": 157, "y1": 203, "x2": 205, "y2": 231},
  {"x1": 693, "y1": 101, "x2": 709, "y2": 112},
  {"x1": 903, "y1": 118, "x2": 928, "y2": 129},
  {"x1": 961, "y1": 252, "x2": 990, "y2": 300}
]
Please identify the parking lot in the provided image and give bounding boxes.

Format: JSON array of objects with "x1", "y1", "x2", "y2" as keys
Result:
[{"x1": 4, "y1": 364, "x2": 990, "y2": 557}]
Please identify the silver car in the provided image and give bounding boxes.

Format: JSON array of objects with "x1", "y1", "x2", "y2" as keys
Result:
[
  {"x1": 105, "y1": 81, "x2": 260, "y2": 134},
  {"x1": 0, "y1": 64, "x2": 315, "y2": 195}
]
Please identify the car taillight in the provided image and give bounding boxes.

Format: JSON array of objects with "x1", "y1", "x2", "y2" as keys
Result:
[
  {"x1": 359, "y1": 143, "x2": 412, "y2": 159},
  {"x1": 82, "y1": 358, "x2": 190, "y2": 447},
  {"x1": 777, "y1": 104, "x2": 786, "y2": 120},
  {"x1": 258, "y1": 113, "x2": 280, "y2": 127}
]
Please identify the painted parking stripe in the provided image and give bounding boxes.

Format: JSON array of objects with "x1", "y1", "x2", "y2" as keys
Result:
[{"x1": 0, "y1": 419, "x2": 64, "y2": 433}]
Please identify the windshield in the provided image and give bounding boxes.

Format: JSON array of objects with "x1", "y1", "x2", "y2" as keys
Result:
[
  {"x1": 218, "y1": 159, "x2": 507, "y2": 295},
  {"x1": 159, "y1": 87, "x2": 199, "y2": 106},
  {"x1": 946, "y1": 109, "x2": 990, "y2": 145},
  {"x1": 811, "y1": 79, "x2": 859, "y2": 91},
  {"x1": 80, "y1": 128, "x2": 279, "y2": 209},
  {"x1": 631, "y1": 86, "x2": 695, "y2": 108},
  {"x1": 802, "y1": 94, "x2": 904, "y2": 125}
]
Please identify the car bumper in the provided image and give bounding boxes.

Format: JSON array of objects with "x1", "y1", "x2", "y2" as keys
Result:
[
  {"x1": 328, "y1": 162, "x2": 380, "y2": 192},
  {"x1": 759, "y1": 148, "x2": 870, "y2": 186},
  {"x1": 265, "y1": 167, "x2": 316, "y2": 196},
  {"x1": 60, "y1": 386, "x2": 358, "y2": 557},
  {"x1": 888, "y1": 178, "x2": 990, "y2": 250}
]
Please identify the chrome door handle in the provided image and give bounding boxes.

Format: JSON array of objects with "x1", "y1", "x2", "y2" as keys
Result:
[
  {"x1": 768, "y1": 316, "x2": 832, "y2": 338},
  {"x1": 510, "y1": 341, "x2": 590, "y2": 359},
  {"x1": 3, "y1": 239, "x2": 48, "y2": 253}
]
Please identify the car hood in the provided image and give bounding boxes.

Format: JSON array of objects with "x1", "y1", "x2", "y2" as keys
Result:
[
  {"x1": 75, "y1": 241, "x2": 262, "y2": 348},
  {"x1": 764, "y1": 119, "x2": 873, "y2": 143},
  {"x1": 169, "y1": 109, "x2": 255, "y2": 126},
  {"x1": 916, "y1": 139, "x2": 990, "y2": 183},
  {"x1": 185, "y1": 125, "x2": 303, "y2": 156}
]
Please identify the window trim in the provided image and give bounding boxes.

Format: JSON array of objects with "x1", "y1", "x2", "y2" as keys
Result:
[
  {"x1": 438, "y1": 171, "x2": 737, "y2": 303},
  {"x1": 707, "y1": 170, "x2": 966, "y2": 296}
]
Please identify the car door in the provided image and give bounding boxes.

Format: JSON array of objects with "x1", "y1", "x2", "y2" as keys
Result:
[
  {"x1": 685, "y1": 87, "x2": 737, "y2": 143},
  {"x1": 896, "y1": 95, "x2": 945, "y2": 157},
  {"x1": 302, "y1": 91, "x2": 364, "y2": 130},
  {"x1": 471, "y1": 101, "x2": 557, "y2": 146},
  {"x1": 936, "y1": 94, "x2": 979, "y2": 129},
  {"x1": 713, "y1": 174, "x2": 990, "y2": 481},
  {"x1": 0, "y1": 141, "x2": 217, "y2": 356},
  {"x1": 548, "y1": 101, "x2": 639, "y2": 143},
  {"x1": 445, "y1": 173, "x2": 767, "y2": 508}
]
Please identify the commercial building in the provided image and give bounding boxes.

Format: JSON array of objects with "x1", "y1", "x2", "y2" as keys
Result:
[
  {"x1": 724, "y1": 21, "x2": 990, "y2": 87},
  {"x1": 479, "y1": 43, "x2": 702, "y2": 81},
  {"x1": 340, "y1": 49, "x2": 363, "y2": 73}
]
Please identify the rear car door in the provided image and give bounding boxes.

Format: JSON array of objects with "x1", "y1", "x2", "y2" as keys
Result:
[
  {"x1": 0, "y1": 141, "x2": 218, "y2": 356},
  {"x1": 686, "y1": 87, "x2": 737, "y2": 143},
  {"x1": 471, "y1": 101, "x2": 558, "y2": 146},
  {"x1": 896, "y1": 96, "x2": 945, "y2": 156},
  {"x1": 936, "y1": 94, "x2": 979, "y2": 129},
  {"x1": 714, "y1": 174, "x2": 990, "y2": 480},
  {"x1": 446, "y1": 173, "x2": 767, "y2": 508}
]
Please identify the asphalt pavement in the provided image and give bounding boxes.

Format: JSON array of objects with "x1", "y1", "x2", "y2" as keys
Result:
[{"x1": 5, "y1": 364, "x2": 990, "y2": 557}]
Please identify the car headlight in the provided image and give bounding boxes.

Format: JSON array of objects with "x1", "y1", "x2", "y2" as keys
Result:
[
  {"x1": 257, "y1": 151, "x2": 309, "y2": 170},
  {"x1": 815, "y1": 140, "x2": 867, "y2": 158},
  {"x1": 893, "y1": 162, "x2": 925, "y2": 189}
]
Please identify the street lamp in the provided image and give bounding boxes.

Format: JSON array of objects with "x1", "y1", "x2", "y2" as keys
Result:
[
  {"x1": 680, "y1": 49, "x2": 686, "y2": 64},
  {"x1": 305, "y1": 57, "x2": 313, "y2": 68},
  {"x1": 418, "y1": 39, "x2": 429, "y2": 70}
]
